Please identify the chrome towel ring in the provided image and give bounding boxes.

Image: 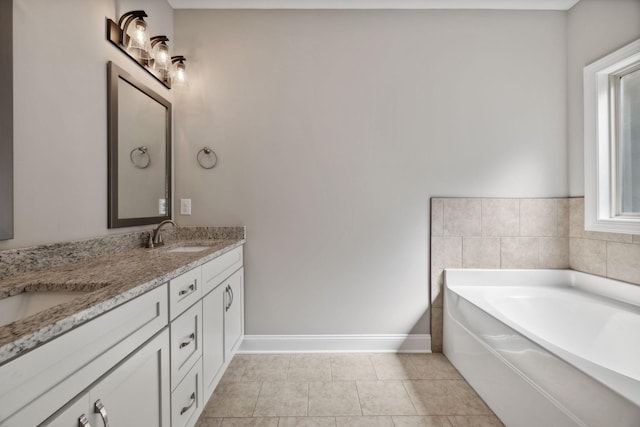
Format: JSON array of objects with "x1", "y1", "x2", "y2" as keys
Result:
[
  {"x1": 197, "y1": 147, "x2": 218, "y2": 169},
  {"x1": 130, "y1": 146, "x2": 151, "y2": 169}
]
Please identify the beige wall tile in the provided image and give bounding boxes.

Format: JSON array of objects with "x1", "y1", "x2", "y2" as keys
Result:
[
  {"x1": 519, "y1": 199, "x2": 557, "y2": 237},
  {"x1": 569, "y1": 198, "x2": 585, "y2": 238},
  {"x1": 500, "y1": 237, "x2": 539, "y2": 268},
  {"x1": 443, "y1": 199, "x2": 481, "y2": 237},
  {"x1": 431, "y1": 199, "x2": 444, "y2": 237},
  {"x1": 481, "y1": 199, "x2": 519, "y2": 237},
  {"x1": 462, "y1": 237, "x2": 500, "y2": 268},
  {"x1": 569, "y1": 238, "x2": 606, "y2": 276},
  {"x1": 607, "y1": 242, "x2": 640, "y2": 285},
  {"x1": 356, "y1": 381, "x2": 417, "y2": 415},
  {"x1": 538, "y1": 237, "x2": 569, "y2": 269},
  {"x1": 430, "y1": 307, "x2": 443, "y2": 353},
  {"x1": 430, "y1": 237, "x2": 462, "y2": 305},
  {"x1": 557, "y1": 199, "x2": 570, "y2": 237}
]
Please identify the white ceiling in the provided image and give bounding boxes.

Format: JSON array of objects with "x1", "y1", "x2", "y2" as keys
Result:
[{"x1": 168, "y1": 0, "x2": 580, "y2": 10}]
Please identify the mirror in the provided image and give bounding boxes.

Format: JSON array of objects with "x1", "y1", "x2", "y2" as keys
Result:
[{"x1": 107, "y1": 61, "x2": 172, "y2": 228}]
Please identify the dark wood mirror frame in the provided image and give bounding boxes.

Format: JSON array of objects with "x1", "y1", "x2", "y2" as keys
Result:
[
  {"x1": 107, "y1": 61, "x2": 172, "y2": 228},
  {"x1": 0, "y1": 0, "x2": 13, "y2": 241}
]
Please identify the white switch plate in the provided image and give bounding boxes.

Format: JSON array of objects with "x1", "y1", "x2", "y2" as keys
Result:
[{"x1": 180, "y1": 199, "x2": 192, "y2": 215}]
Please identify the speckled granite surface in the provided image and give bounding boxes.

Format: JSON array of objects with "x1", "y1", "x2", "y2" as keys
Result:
[{"x1": 0, "y1": 227, "x2": 245, "y2": 365}]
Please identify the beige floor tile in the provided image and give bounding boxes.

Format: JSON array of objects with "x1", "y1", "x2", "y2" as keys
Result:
[
  {"x1": 356, "y1": 381, "x2": 417, "y2": 416},
  {"x1": 278, "y1": 416, "x2": 337, "y2": 426},
  {"x1": 448, "y1": 415, "x2": 504, "y2": 427},
  {"x1": 220, "y1": 418, "x2": 279, "y2": 427},
  {"x1": 371, "y1": 354, "x2": 414, "y2": 380},
  {"x1": 196, "y1": 416, "x2": 223, "y2": 427},
  {"x1": 392, "y1": 416, "x2": 453, "y2": 427},
  {"x1": 254, "y1": 382, "x2": 309, "y2": 417},
  {"x1": 204, "y1": 382, "x2": 262, "y2": 417},
  {"x1": 242, "y1": 355, "x2": 291, "y2": 381},
  {"x1": 288, "y1": 355, "x2": 333, "y2": 381},
  {"x1": 308, "y1": 381, "x2": 362, "y2": 416},
  {"x1": 335, "y1": 416, "x2": 394, "y2": 426},
  {"x1": 404, "y1": 355, "x2": 462, "y2": 380},
  {"x1": 403, "y1": 380, "x2": 491, "y2": 415},
  {"x1": 331, "y1": 355, "x2": 377, "y2": 380}
]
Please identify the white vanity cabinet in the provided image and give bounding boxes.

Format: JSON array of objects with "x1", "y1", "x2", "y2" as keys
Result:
[
  {"x1": 0, "y1": 284, "x2": 169, "y2": 426},
  {"x1": 44, "y1": 329, "x2": 170, "y2": 427},
  {"x1": 200, "y1": 247, "x2": 244, "y2": 401}
]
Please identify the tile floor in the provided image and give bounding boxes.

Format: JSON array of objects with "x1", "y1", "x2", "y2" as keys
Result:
[{"x1": 196, "y1": 353, "x2": 504, "y2": 427}]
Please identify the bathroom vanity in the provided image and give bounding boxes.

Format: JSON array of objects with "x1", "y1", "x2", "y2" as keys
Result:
[{"x1": 0, "y1": 233, "x2": 244, "y2": 427}]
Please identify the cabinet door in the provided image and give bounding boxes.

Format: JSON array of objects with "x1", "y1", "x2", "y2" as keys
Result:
[
  {"x1": 89, "y1": 329, "x2": 171, "y2": 427},
  {"x1": 202, "y1": 284, "x2": 225, "y2": 400},
  {"x1": 41, "y1": 395, "x2": 90, "y2": 427},
  {"x1": 224, "y1": 268, "x2": 244, "y2": 361}
]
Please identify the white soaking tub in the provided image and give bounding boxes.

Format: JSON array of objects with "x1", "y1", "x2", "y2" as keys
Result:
[{"x1": 443, "y1": 269, "x2": 640, "y2": 427}]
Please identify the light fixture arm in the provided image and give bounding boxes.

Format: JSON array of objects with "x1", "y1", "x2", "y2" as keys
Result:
[
  {"x1": 150, "y1": 35, "x2": 170, "y2": 48},
  {"x1": 117, "y1": 10, "x2": 148, "y2": 37}
]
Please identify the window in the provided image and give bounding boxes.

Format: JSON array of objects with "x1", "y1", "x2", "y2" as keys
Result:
[{"x1": 584, "y1": 39, "x2": 640, "y2": 234}]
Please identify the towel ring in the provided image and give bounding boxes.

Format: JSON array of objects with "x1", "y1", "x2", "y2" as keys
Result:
[
  {"x1": 130, "y1": 146, "x2": 151, "y2": 169},
  {"x1": 197, "y1": 147, "x2": 218, "y2": 169}
]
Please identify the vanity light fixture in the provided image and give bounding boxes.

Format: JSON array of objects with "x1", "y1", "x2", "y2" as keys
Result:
[
  {"x1": 107, "y1": 11, "x2": 188, "y2": 89},
  {"x1": 170, "y1": 56, "x2": 188, "y2": 87}
]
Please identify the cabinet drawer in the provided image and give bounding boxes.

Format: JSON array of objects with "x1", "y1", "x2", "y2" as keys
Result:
[
  {"x1": 169, "y1": 267, "x2": 202, "y2": 320},
  {"x1": 0, "y1": 284, "x2": 168, "y2": 426},
  {"x1": 171, "y1": 358, "x2": 203, "y2": 427},
  {"x1": 171, "y1": 301, "x2": 203, "y2": 389},
  {"x1": 202, "y1": 246, "x2": 243, "y2": 295}
]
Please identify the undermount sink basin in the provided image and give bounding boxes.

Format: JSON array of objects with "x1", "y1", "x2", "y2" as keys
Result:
[
  {"x1": 0, "y1": 291, "x2": 89, "y2": 327},
  {"x1": 163, "y1": 246, "x2": 210, "y2": 253}
]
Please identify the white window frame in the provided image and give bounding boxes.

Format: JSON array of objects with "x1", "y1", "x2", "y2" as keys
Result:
[{"x1": 584, "y1": 38, "x2": 640, "y2": 234}]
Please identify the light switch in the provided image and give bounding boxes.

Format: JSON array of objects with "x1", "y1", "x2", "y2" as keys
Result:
[{"x1": 180, "y1": 199, "x2": 192, "y2": 215}]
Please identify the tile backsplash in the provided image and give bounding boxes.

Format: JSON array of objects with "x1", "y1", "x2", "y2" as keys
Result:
[{"x1": 430, "y1": 196, "x2": 640, "y2": 352}]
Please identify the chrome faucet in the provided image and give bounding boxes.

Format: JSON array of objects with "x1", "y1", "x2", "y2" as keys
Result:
[{"x1": 152, "y1": 219, "x2": 177, "y2": 246}]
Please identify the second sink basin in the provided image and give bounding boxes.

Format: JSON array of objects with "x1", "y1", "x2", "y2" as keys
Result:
[{"x1": 0, "y1": 291, "x2": 90, "y2": 327}]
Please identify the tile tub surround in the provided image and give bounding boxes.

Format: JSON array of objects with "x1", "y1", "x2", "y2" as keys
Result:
[
  {"x1": 195, "y1": 353, "x2": 504, "y2": 427},
  {"x1": 430, "y1": 197, "x2": 640, "y2": 352},
  {"x1": 0, "y1": 231, "x2": 245, "y2": 364},
  {"x1": 430, "y1": 197, "x2": 570, "y2": 352}
]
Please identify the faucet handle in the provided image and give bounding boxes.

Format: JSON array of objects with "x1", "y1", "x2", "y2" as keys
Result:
[{"x1": 146, "y1": 232, "x2": 154, "y2": 249}]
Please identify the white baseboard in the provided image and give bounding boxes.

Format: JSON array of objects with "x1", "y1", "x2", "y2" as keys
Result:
[{"x1": 238, "y1": 334, "x2": 431, "y2": 354}]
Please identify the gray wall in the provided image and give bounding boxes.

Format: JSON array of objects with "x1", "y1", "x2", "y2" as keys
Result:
[
  {"x1": 1, "y1": 0, "x2": 174, "y2": 250},
  {"x1": 174, "y1": 10, "x2": 568, "y2": 336},
  {"x1": 567, "y1": 0, "x2": 640, "y2": 196}
]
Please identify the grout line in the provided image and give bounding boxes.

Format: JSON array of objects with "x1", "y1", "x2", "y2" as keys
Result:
[{"x1": 353, "y1": 380, "x2": 364, "y2": 416}]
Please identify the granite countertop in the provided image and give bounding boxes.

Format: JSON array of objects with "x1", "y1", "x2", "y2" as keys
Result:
[{"x1": 0, "y1": 238, "x2": 245, "y2": 365}]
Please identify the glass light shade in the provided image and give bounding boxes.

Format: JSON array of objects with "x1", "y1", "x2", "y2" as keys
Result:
[
  {"x1": 153, "y1": 43, "x2": 170, "y2": 73},
  {"x1": 172, "y1": 61, "x2": 188, "y2": 87},
  {"x1": 127, "y1": 19, "x2": 152, "y2": 60}
]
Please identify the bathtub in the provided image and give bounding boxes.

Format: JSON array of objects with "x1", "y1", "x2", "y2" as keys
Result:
[{"x1": 443, "y1": 269, "x2": 640, "y2": 427}]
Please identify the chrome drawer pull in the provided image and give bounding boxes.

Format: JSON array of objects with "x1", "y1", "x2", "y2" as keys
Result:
[
  {"x1": 180, "y1": 392, "x2": 196, "y2": 415},
  {"x1": 225, "y1": 285, "x2": 231, "y2": 312},
  {"x1": 179, "y1": 333, "x2": 196, "y2": 349},
  {"x1": 178, "y1": 280, "x2": 197, "y2": 296},
  {"x1": 78, "y1": 415, "x2": 92, "y2": 427},
  {"x1": 94, "y1": 399, "x2": 110, "y2": 427}
]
